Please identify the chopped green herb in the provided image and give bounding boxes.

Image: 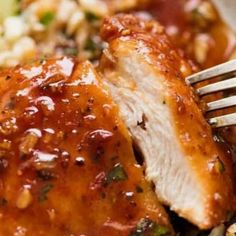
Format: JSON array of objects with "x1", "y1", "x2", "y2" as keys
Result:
[
  {"x1": 214, "y1": 157, "x2": 225, "y2": 174},
  {"x1": 39, "y1": 55, "x2": 47, "y2": 64},
  {"x1": 85, "y1": 38, "x2": 97, "y2": 52},
  {"x1": 132, "y1": 218, "x2": 169, "y2": 236},
  {"x1": 0, "y1": 197, "x2": 7, "y2": 207},
  {"x1": 85, "y1": 11, "x2": 101, "y2": 22},
  {"x1": 40, "y1": 11, "x2": 55, "y2": 26},
  {"x1": 209, "y1": 155, "x2": 225, "y2": 174},
  {"x1": 152, "y1": 224, "x2": 169, "y2": 236},
  {"x1": 38, "y1": 183, "x2": 53, "y2": 202},
  {"x1": 107, "y1": 163, "x2": 128, "y2": 183}
]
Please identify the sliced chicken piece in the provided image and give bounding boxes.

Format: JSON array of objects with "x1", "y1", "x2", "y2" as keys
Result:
[
  {"x1": 0, "y1": 57, "x2": 173, "y2": 235},
  {"x1": 99, "y1": 14, "x2": 235, "y2": 229}
]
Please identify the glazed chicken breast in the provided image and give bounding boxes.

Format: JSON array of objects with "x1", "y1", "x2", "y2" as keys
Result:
[
  {"x1": 0, "y1": 57, "x2": 173, "y2": 235},
  {"x1": 99, "y1": 14, "x2": 234, "y2": 229}
]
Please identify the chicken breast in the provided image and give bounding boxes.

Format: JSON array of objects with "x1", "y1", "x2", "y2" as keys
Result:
[
  {"x1": 0, "y1": 58, "x2": 172, "y2": 235},
  {"x1": 99, "y1": 14, "x2": 234, "y2": 229}
]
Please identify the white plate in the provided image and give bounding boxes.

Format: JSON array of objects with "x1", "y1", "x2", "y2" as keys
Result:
[{"x1": 212, "y1": 0, "x2": 236, "y2": 31}]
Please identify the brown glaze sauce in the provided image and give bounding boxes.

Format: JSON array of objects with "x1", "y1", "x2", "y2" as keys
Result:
[
  {"x1": 0, "y1": 58, "x2": 172, "y2": 235},
  {"x1": 147, "y1": 0, "x2": 236, "y2": 69},
  {"x1": 0, "y1": 0, "x2": 235, "y2": 234},
  {"x1": 147, "y1": 0, "x2": 236, "y2": 202},
  {"x1": 101, "y1": 13, "x2": 234, "y2": 227}
]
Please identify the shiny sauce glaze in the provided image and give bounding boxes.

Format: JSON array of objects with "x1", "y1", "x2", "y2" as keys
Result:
[
  {"x1": 147, "y1": 0, "x2": 236, "y2": 68},
  {"x1": 101, "y1": 14, "x2": 234, "y2": 226},
  {"x1": 148, "y1": 0, "x2": 236, "y2": 198},
  {"x1": 0, "y1": 58, "x2": 172, "y2": 235}
]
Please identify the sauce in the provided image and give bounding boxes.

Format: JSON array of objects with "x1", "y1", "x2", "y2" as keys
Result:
[
  {"x1": 147, "y1": 0, "x2": 236, "y2": 68},
  {"x1": 0, "y1": 57, "x2": 172, "y2": 235}
]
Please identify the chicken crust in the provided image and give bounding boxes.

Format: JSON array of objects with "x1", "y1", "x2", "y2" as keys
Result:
[
  {"x1": 100, "y1": 14, "x2": 235, "y2": 229},
  {"x1": 0, "y1": 57, "x2": 172, "y2": 235}
]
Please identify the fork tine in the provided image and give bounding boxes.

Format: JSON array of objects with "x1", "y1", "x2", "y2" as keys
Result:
[
  {"x1": 206, "y1": 96, "x2": 236, "y2": 111},
  {"x1": 208, "y1": 113, "x2": 236, "y2": 128},
  {"x1": 196, "y1": 77, "x2": 236, "y2": 96},
  {"x1": 186, "y1": 59, "x2": 236, "y2": 85}
]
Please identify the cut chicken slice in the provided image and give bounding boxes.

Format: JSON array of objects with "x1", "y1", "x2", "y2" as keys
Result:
[
  {"x1": 99, "y1": 14, "x2": 235, "y2": 229},
  {"x1": 0, "y1": 58, "x2": 173, "y2": 235}
]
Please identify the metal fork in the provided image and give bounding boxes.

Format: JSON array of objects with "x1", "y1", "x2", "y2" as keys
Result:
[{"x1": 185, "y1": 59, "x2": 236, "y2": 128}]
